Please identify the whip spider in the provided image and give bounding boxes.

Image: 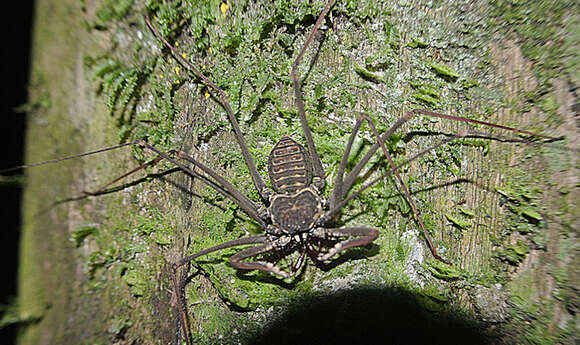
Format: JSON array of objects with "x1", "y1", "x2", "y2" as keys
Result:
[{"x1": 8, "y1": 0, "x2": 566, "y2": 344}]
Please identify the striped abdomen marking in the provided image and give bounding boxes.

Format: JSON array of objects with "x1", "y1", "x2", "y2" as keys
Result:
[{"x1": 268, "y1": 135, "x2": 312, "y2": 194}]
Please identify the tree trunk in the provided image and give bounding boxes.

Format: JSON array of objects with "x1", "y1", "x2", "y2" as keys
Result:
[{"x1": 18, "y1": 0, "x2": 578, "y2": 344}]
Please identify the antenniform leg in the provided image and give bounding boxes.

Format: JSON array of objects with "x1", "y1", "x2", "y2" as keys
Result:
[
  {"x1": 290, "y1": 0, "x2": 335, "y2": 190},
  {"x1": 325, "y1": 108, "x2": 562, "y2": 264},
  {"x1": 144, "y1": 13, "x2": 271, "y2": 201},
  {"x1": 79, "y1": 141, "x2": 267, "y2": 228},
  {"x1": 342, "y1": 109, "x2": 562, "y2": 196}
]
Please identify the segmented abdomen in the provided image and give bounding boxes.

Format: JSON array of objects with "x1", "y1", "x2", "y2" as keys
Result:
[{"x1": 267, "y1": 135, "x2": 312, "y2": 194}]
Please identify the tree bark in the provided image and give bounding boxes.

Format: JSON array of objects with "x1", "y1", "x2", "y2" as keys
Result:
[{"x1": 18, "y1": 0, "x2": 578, "y2": 344}]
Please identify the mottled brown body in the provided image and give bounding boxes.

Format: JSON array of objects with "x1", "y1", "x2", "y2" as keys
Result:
[
  {"x1": 268, "y1": 135, "x2": 312, "y2": 194},
  {"x1": 269, "y1": 187, "x2": 322, "y2": 233},
  {"x1": 267, "y1": 136, "x2": 320, "y2": 233}
]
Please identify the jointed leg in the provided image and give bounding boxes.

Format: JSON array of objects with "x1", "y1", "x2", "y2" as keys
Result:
[
  {"x1": 140, "y1": 142, "x2": 267, "y2": 226},
  {"x1": 170, "y1": 262, "x2": 193, "y2": 345},
  {"x1": 0, "y1": 136, "x2": 266, "y2": 225},
  {"x1": 176, "y1": 234, "x2": 268, "y2": 267},
  {"x1": 310, "y1": 227, "x2": 379, "y2": 262},
  {"x1": 329, "y1": 116, "x2": 364, "y2": 210},
  {"x1": 342, "y1": 114, "x2": 410, "y2": 198},
  {"x1": 322, "y1": 133, "x2": 464, "y2": 223},
  {"x1": 173, "y1": 233, "x2": 296, "y2": 279},
  {"x1": 143, "y1": 13, "x2": 271, "y2": 201},
  {"x1": 77, "y1": 140, "x2": 267, "y2": 228},
  {"x1": 334, "y1": 109, "x2": 561, "y2": 264},
  {"x1": 342, "y1": 110, "x2": 563, "y2": 197},
  {"x1": 363, "y1": 115, "x2": 452, "y2": 264},
  {"x1": 230, "y1": 242, "x2": 295, "y2": 279},
  {"x1": 290, "y1": 0, "x2": 335, "y2": 190}
]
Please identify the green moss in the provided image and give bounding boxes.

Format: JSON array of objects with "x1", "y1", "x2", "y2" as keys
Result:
[
  {"x1": 407, "y1": 37, "x2": 428, "y2": 48},
  {"x1": 416, "y1": 289, "x2": 448, "y2": 312},
  {"x1": 509, "y1": 270, "x2": 539, "y2": 313},
  {"x1": 70, "y1": 225, "x2": 98, "y2": 247},
  {"x1": 197, "y1": 260, "x2": 290, "y2": 310},
  {"x1": 410, "y1": 82, "x2": 441, "y2": 107},
  {"x1": 354, "y1": 63, "x2": 385, "y2": 83},
  {"x1": 460, "y1": 79, "x2": 478, "y2": 89},
  {"x1": 425, "y1": 260, "x2": 462, "y2": 281},
  {"x1": 93, "y1": 0, "x2": 134, "y2": 28},
  {"x1": 495, "y1": 187, "x2": 519, "y2": 202},
  {"x1": 538, "y1": 95, "x2": 559, "y2": 117},
  {"x1": 91, "y1": 59, "x2": 144, "y2": 116},
  {"x1": 500, "y1": 240, "x2": 529, "y2": 265},
  {"x1": 520, "y1": 207, "x2": 542, "y2": 223},
  {"x1": 0, "y1": 299, "x2": 43, "y2": 329},
  {"x1": 428, "y1": 61, "x2": 459, "y2": 82},
  {"x1": 445, "y1": 213, "x2": 471, "y2": 230},
  {"x1": 107, "y1": 316, "x2": 133, "y2": 336},
  {"x1": 489, "y1": 0, "x2": 575, "y2": 125},
  {"x1": 556, "y1": 317, "x2": 578, "y2": 344},
  {"x1": 450, "y1": 138, "x2": 490, "y2": 154},
  {"x1": 122, "y1": 267, "x2": 150, "y2": 297},
  {"x1": 458, "y1": 206, "x2": 475, "y2": 218}
]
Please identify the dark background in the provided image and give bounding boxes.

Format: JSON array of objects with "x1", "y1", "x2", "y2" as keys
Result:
[{"x1": 0, "y1": 1, "x2": 34, "y2": 344}]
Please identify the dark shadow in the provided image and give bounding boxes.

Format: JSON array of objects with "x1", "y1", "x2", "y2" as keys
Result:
[{"x1": 244, "y1": 287, "x2": 495, "y2": 345}]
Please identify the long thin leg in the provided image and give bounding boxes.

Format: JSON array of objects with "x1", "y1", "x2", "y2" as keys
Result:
[
  {"x1": 342, "y1": 109, "x2": 563, "y2": 199},
  {"x1": 174, "y1": 233, "x2": 295, "y2": 278},
  {"x1": 310, "y1": 227, "x2": 379, "y2": 262},
  {"x1": 0, "y1": 140, "x2": 142, "y2": 174},
  {"x1": 321, "y1": 133, "x2": 463, "y2": 224},
  {"x1": 329, "y1": 116, "x2": 364, "y2": 210},
  {"x1": 73, "y1": 140, "x2": 267, "y2": 228},
  {"x1": 176, "y1": 234, "x2": 268, "y2": 267},
  {"x1": 172, "y1": 233, "x2": 298, "y2": 345},
  {"x1": 171, "y1": 263, "x2": 193, "y2": 345},
  {"x1": 0, "y1": 138, "x2": 265, "y2": 225},
  {"x1": 290, "y1": 0, "x2": 335, "y2": 190},
  {"x1": 410, "y1": 109, "x2": 564, "y2": 140},
  {"x1": 342, "y1": 115, "x2": 409, "y2": 195},
  {"x1": 363, "y1": 115, "x2": 451, "y2": 264},
  {"x1": 138, "y1": 142, "x2": 268, "y2": 227},
  {"x1": 143, "y1": 13, "x2": 271, "y2": 201},
  {"x1": 229, "y1": 242, "x2": 295, "y2": 279},
  {"x1": 173, "y1": 234, "x2": 270, "y2": 343}
]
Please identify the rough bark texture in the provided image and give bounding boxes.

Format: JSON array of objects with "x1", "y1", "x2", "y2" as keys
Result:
[{"x1": 18, "y1": 0, "x2": 578, "y2": 344}]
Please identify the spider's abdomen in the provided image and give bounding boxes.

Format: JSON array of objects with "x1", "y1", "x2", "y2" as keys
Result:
[
  {"x1": 269, "y1": 187, "x2": 322, "y2": 233},
  {"x1": 268, "y1": 135, "x2": 312, "y2": 194}
]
